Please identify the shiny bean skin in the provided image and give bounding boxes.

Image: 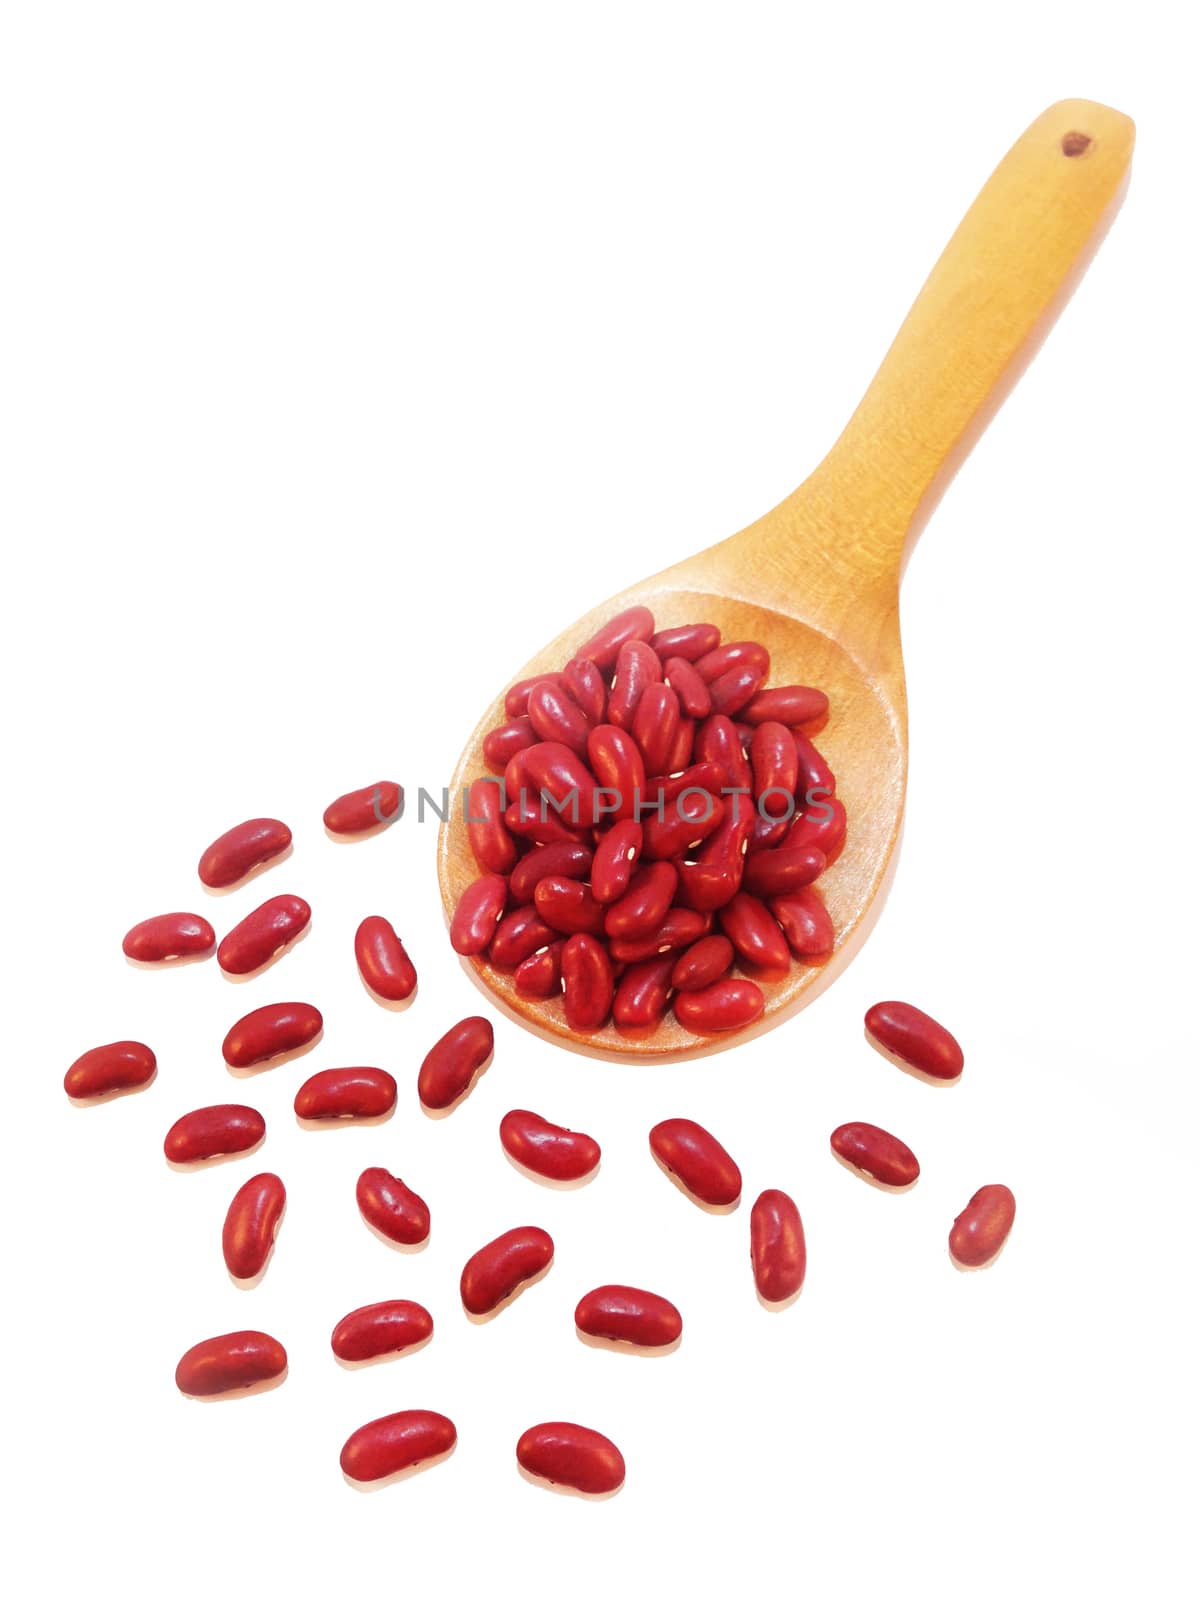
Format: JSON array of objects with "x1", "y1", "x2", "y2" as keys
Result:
[
  {"x1": 356, "y1": 1166, "x2": 431, "y2": 1245},
  {"x1": 590, "y1": 819, "x2": 643, "y2": 904},
  {"x1": 641, "y1": 790, "x2": 726, "y2": 861},
  {"x1": 667, "y1": 715, "x2": 695, "y2": 772},
  {"x1": 608, "y1": 908, "x2": 709, "y2": 964},
  {"x1": 674, "y1": 978, "x2": 765, "y2": 1034},
  {"x1": 770, "y1": 888, "x2": 835, "y2": 960},
  {"x1": 696, "y1": 797, "x2": 754, "y2": 875},
  {"x1": 340, "y1": 1410, "x2": 456, "y2": 1484},
  {"x1": 742, "y1": 685, "x2": 829, "y2": 726},
  {"x1": 747, "y1": 808, "x2": 791, "y2": 854},
  {"x1": 864, "y1": 1000, "x2": 964, "y2": 1082},
  {"x1": 418, "y1": 1016, "x2": 494, "y2": 1111},
  {"x1": 323, "y1": 781, "x2": 403, "y2": 835},
  {"x1": 603, "y1": 861, "x2": 677, "y2": 940},
  {"x1": 64, "y1": 1040, "x2": 156, "y2": 1101},
  {"x1": 649, "y1": 1117, "x2": 742, "y2": 1206},
  {"x1": 521, "y1": 741, "x2": 600, "y2": 829},
  {"x1": 949, "y1": 1185, "x2": 1016, "y2": 1267},
  {"x1": 294, "y1": 1067, "x2": 396, "y2": 1121},
  {"x1": 560, "y1": 933, "x2": 613, "y2": 1030},
  {"x1": 460, "y1": 1225, "x2": 554, "y2": 1315},
  {"x1": 586, "y1": 724, "x2": 646, "y2": 823},
  {"x1": 675, "y1": 859, "x2": 741, "y2": 913},
  {"x1": 222, "y1": 1002, "x2": 323, "y2": 1069},
  {"x1": 787, "y1": 794, "x2": 847, "y2": 862},
  {"x1": 500, "y1": 1109, "x2": 601, "y2": 1181},
  {"x1": 222, "y1": 1173, "x2": 286, "y2": 1280},
  {"x1": 750, "y1": 1189, "x2": 806, "y2": 1302},
  {"x1": 505, "y1": 673, "x2": 565, "y2": 720},
  {"x1": 467, "y1": 778, "x2": 518, "y2": 874},
  {"x1": 605, "y1": 640, "x2": 661, "y2": 730},
  {"x1": 175, "y1": 1331, "x2": 287, "y2": 1397},
  {"x1": 355, "y1": 915, "x2": 418, "y2": 1001},
  {"x1": 743, "y1": 845, "x2": 826, "y2": 899},
  {"x1": 217, "y1": 894, "x2": 311, "y2": 976},
  {"x1": 517, "y1": 1422, "x2": 625, "y2": 1496},
  {"x1": 164, "y1": 1105, "x2": 265, "y2": 1164},
  {"x1": 574, "y1": 604, "x2": 656, "y2": 675},
  {"x1": 612, "y1": 953, "x2": 676, "y2": 1028},
  {"x1": 489, "y1": 905, "x2": 556, "y2": 970},
  {"x1": 534, "y1": 876, "x2": 606, "y2": 936},
  {"x1": 198, "y1": 817, "x2": 292, "y2": 889},
  {"x1": 123, "y1": 911, "x2": 216, "y2": 964},
  {"x1": 574, "y1": 1285, "x2": 682, "y2": 1348},
  {"x1": 632, "y1": 682, "x2": 680, "y2": 776},
  {"x1": 527, "y1": 678, "x2": 592, "y2": 756},
  {"x1": 695, "y1": 713, "x2": 753, "y2": 792},
  {"x1": 509, "y1": 841, "x2": 593, "y2": 903},
  {"x1": 793, "y1": 731, "x2": 836, "y2": 798},
  {"x1": 670, "y1": 934, "x2": 734, "y2": 992},
  {"x1": 331, "y1": 1301, "x2": 434, "y2": 1363},
  {"x1": 504, "y1": 796, "x2": 586, "y2": 846},
  {"x1": 514, "y1": 941, "x2": 564, "y2": 998},
  {"x1": 561, "y1": 657, "x2": 607, "y2": 724},
  {"x1": 750, "y1": 721, "x2": 800, "y2": 818},
  {"x1": 449, "y1": 873, "x2": 508, "y2": 955},
  {"x1": 719, "y1": 891, "x2": 791, "y2": 975},
  {"x1": 642, "y1": 761, "x2": 726, "y2": 809},
  {"x1": 482, "y1": 717, "x2": 536, "y2": 772},
  {"x1": 662, "y1": 656, "x2": 712, "y2": 718},
  {"x1": 830, "y1": 1122, "x2": 920, "y2": 1187},
  {"x1": 694, "y1": 640, "x2": 770, "y2": 684},
  {"x1": 650, "y1": 622, "x2": 720, "y2": 661},
  {"x1": 709, "y1": 662, "x2": 768, "y2": 717}
]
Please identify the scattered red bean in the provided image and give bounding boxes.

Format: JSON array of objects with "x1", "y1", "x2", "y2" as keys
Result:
[
  {"x1": 650, "y1": 1117, "x2": 742, "y2": 1206},
  {"x1": 770, "y1": 887, "x2": 835, "y2": 961},
  {"x1": 500, "y1": 1109, "x2": 601, "y2": 1182},
  {"x1": 574, "y1": 1286, "x2": 682, "y2": 1348},
  {"x1": 949, "y1": 1185, "x2": 1016, "y2": 1267},
  {"x1": 830, "y1": 1122, "x2": 919, "y2": 1187},
  {"x1": 460, "y1": 1226, "x2": 554, "y2": 1315},
  {"x1": 742, "y1": 685, "x2": 828, "y2": 726},
  {"x1": 674, "y1": 978, "x2": 764, "y2": 1033},
  {"x1": 323, "y1": 781, "x2": 403, "y2": 835},
  {"x1": 651, "y1": 621, "x2": 720, "y2": 661},
  {"x1": 222, "y1": 1173, "x2": 286, "y2": 1281},
  {"x1": 560, "y1": 933, "x2": 613, "y2": 1029},
  {"x1": 354, "y1": 915, "x2": 418, "y2": 1001},
  {"x1": 197, "y1": 817, "x2": 292, "y2": 890},
  {"x1": 217, "y1": 894, "x2": 311, "y2": 976},
  {"x1": 340, "y1": 1410, "x2": 456, "y2": 1483},
  {"x1": 331, "y1": 1301, "x2": 434, "y2": 1363},
  {"x1": 694, "y1": 640, "x2": 770, "y2": 683},
  {"x1": 164, "y1": 1104, "x2": 265, "y2": 1165},
  {"x1": 294, "y1": 1067, "x2": 396, "y2": 1122},
  {"x1": 670, "y1": 934, "x2": 734, "y2": 991},
  {"x1": 221, "y1": 1001, "x2": 323, "y2": 1069},
  {"x1": 417, "y1": 1016, "x2": 494, "y2": 1111},
  {"x1": 575, "y1": 605, "x2": 656, "y2": 674},
  {"x1": 449, "y1": 873, "x2": 508, "y2": 955},
  {"x1": 123, "y1": 911, "x2": 216, "y2": 964},
  {"x1": 64, "y1": 1040, "x2": 156, "y2": 1101},
  {"x1": 356, "y1": 1166, "x2": 431, "y2": 1245},
  {"x1": 864, "y1": 1000, "x2": 964, "y2": 1082},
  {"x1": 750, "y1": 1189, "x2": 806, "y2": 1302},
  {"x1": 175, "y1": 1331, "x2": 287, "y2": 1397},
  {"x1": 517, "y1": 1421, "x2": 625, "y2": 1495}
]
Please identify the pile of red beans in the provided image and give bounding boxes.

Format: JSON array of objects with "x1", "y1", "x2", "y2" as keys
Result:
[{"x1": 452, "y1": 606, "x2": 846, "y2": 1035}]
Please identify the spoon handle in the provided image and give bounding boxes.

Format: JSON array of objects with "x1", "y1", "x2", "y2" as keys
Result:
[{"x1": 803, "y1": 99, "x2": 1134, "y2": 581}]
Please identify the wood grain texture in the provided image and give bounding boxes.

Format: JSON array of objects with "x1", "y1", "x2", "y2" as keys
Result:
[{"x1": 438, "y1": 99, "x2": 1134, "y2": 1059}]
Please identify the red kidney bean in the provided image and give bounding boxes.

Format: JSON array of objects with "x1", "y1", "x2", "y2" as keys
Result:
[
  {"x1": 489, "y1": 905, "x2": 556, "y2": 969},
  {"x1": 534, "y1": 876, "x2": 606, "y2": 936},
  {"x1": 175, "y1": 1331, "x2": 287, "y2": 1397},
  {"x1": 651, "y1": 621, "x2": 720, "y2": 660},
  {"x1": 418, "y1": 1016, "x2": 494, "y2": 1110},
  {"x1": 504, "y1": 795, "x2": 585, "y2": 845},
  {"x1": 575, "y1": 605, "x2": 656, "y2": 674},
  {"x1": 64, "y1": 1040, "x2": 156, "y2": 1101},
  {"x1": 695, "y1": 640, "x2": 770, "y2": 683},
  {"x1": 674, "y1": 978, "x2": 764, "y2": 1033},
  {"x1": 575, "y1": 1285, "x2": 682, "y2": 1348},
  {"x1": 590, "y1": 820, "x2": 644, "y2": 905},
  {"x1": 467, "y1": 777, "x2": 518, "y2": 873},
  {"x1": 719, "y1": 891, "x2": 791, "y2": 974},
  {"x1": 561, "y1": 932, "x2": 613, "y2": 1030},
  {"x1": 123, "y1": 911, "x2": 216, "y2": 964},
  {"x1": 643, "y1": 761, "x2": 726, "y2": 810},
  {"x1": 562, "y1": 657, "x2": 606, "y2": 724},
  {"x1": 665, "y1": 715, "x2": 692, "y2": 772},
  {"x1": 509, "y1": 842, "x2": 592, "y2": 903},
  {"x1": 198, "y1": 818, "x2": 292, "y2": 890},
  {"x1": 743, "y1": 685, "x2": 829, "y2": 726},
  {"x1": 608, "y1": 908, "x2": 709, "y2": 965},
  {"x1": 517, "y1": 1422, "x2": 625, "y2": 1496},
  {"x1": 223, "y1": 1173, "x2": 285, "y2": 1280},
  {"x1": 449, "y1": 873, "x2": 508, "y2": 955},
  {"x1": 217, "y1": 894, "x2": 311, "y2": 976},
  {"x1": 340, "y1": 1410, "x2": 456, "y2": 1484},
  {"x1": 586, "y1": 724, "x2": 646, "y2": 823},
  {"x1": 331, "y1": 1300, "x2": 434, "y2": 1363},
  {"x1": 294, "y1": 1068, "x2": 396, "y2": 1122},
  {"x1": 830, "y1": 1122, "x2": 919, "y2": 1187},
  {"x1": 483, "y1": 716, "x2": 537, "y2": 772},
  {"x1": 514, "y1": 940, "x2": 564, "y2": 997},
  {"x1": 675, "y1": 860, "x2": 740, "y2": 912},
  {"x1": 696, "y1": 712, "x2": 752, "y2": 792},
  {"x1": 642, "y1": 790, "x2": 726, "y2": 861},
  {"x1": 355, "y1": 915, "x2": 418, "y2": 1001},
  {"x1": 356, "y1": 1166, "x2": 431, "y2": 1244},
  {"x1": 500, "y1": 1109, "x2": 601, "y2": 1181},
  {"x1": 612, "y1": 953, "x2": 676, "y2": 1028},
  {"x1": 632, "y1": 682, "x2": 680, "y2": 776},
  {"x1": 697, "y1": 795, "x2": 755, "y2": 872},
  {"x1": 750, "y1": 1189, "x2": 806, "y2": 1302},
  {"x1": 787, "y1": 794, "x2": 847, "y2": 862},
  {"x1": 324, "y1": 781, "x2": 403, "y2": 835},
  {"x1": 949, "y1": 1185, "x2": 1015, "y2": 1267},
  {"x1": 750, "y1": 721, "x2": 800, "y2": 818},
  {"x1": 527, "y1": 678, "x2": 592, "y2": 756},
  {"x1": 164, "y1": 1105, "x2": 265, "y2": 1164},
  {"x1": 744, "y1": 845, "x2": 826, "y2": 898},
  {"x1": 663, "y1": 656, "x2": 711, "y2": 718},
  {"x1": 649, "y1": 1117, "x2": 742, "y2": 1206},
  {"x1": 747, "y1": 809, "x2": 790, "y2": 854},
  {"x1": 460, "y1": 1225, "x2": 554, "y2": 1315},
  {"x1": 670, "y1": 934, "x2": 734, "y2": 991},
  {"x1": 793, "y1": 731, "x2": 836, "y2": 798},
  {"x1": 522, "y1": 741, "x2": 600, "y2": 829},
  {"x1": 505, "y1": 672, "x2": 565, "y2": 720},
  {"x1": 606, "y1": 640, "x2": 662, "y2": 730},
  {"x1": 770, "y1": 887, "x2": 835, "y2": 962},
  {"x1": 864, "y1": 1000, "x2": 964, "y2": 1081},
  {"x1": 222, "y1": 1002, "x2": 323, "y2": 1069},
  {"x1": 604, "y1": 861, "x2": 677, "y2": 940},
  {"x1": 709, "y1": 662, "x2": 768, "y2": 717}
]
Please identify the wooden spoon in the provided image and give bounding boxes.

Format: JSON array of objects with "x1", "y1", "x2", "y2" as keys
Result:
[{"x1": 438, "y1": 99, "x2": 1134, "y2": 1059}]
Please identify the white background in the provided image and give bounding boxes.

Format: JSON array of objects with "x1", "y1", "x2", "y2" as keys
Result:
[{"x1": 2, "y1": 4, "x2": 1196, "y2": 1596}]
